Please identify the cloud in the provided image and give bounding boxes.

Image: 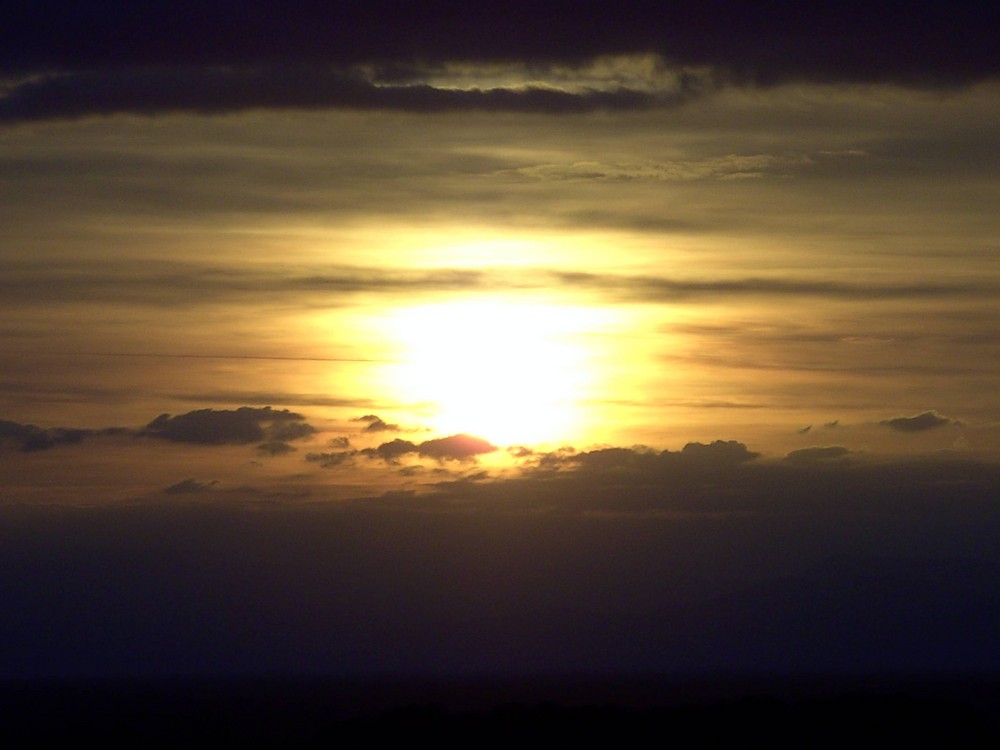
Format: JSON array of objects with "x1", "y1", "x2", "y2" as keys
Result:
[
  {"x1": 361, "y1": 439, "x2": 419, "y2": 463},
  {"x1": 553, "y1": 272, "x2": 996, "y2": 303},
  {"x1": 0, "y1": 419, "x2": 94, "y2": 452},
  {"x1": 556, "y1": 441, "x2": 759, "y2": 476},
  {"x1": 0, "y1": 260, "x2": 487, "y2": 309},
  {"x1": 144, "y1": 406, "x2": 313, "y2": 445},
  {"x1": 417, "y1": 434, "x2": 497, "y2": 461},
  {"x1": 4, "y1": 4, "x2": 997, "y2": 89},
  {"x1": 880, "y1": 411, "x2": 958, "y2": 432},
  {"x1": 504, "y1": 153, "x2": 816, "y2": 182},
  {"x1": 6, "y1": 260, "x2": 994, "y2": 314},
  {"x1": 256, "y1": 441, "x2": 297, "y2": 456},
  {"x1": 3, "y1": 6, "x2": 997, "y2": 123},
  {"x1": 0, "y1": 409, "x2": 319, "y2": 456},
  {"x1": 679, "y1": 440, "x2": 760, "y2": 466},
  {"x1": 267, "y1": 420, "x2": 315, "y2": 442},
  {"x1": 305, "y1": 451, "x2": 355, "y2": 469},
  {"x1": 0, "y1": 67, "x2": 681, "y2": 123},
  {"x1": 352, "y1": 415, "x2": 400, "y2": 433},
  {"x1": 164, "y1": 478, "x2": 218, "y2": 494},
  {"x1": 174, "y1": 393, "x2": 376, "y2": 409},
  {"x1": 3, "y1": 432, "x2": 1000, "y2": 679},
  {"x1": 360, "y1": 434, "x2": 497, "y2": 463},
  {"x1": 437, "y1": 439, "x2": 1000, "y2": 517},
  {"x1": 785, "y1": 446, "x2": 853, "y2": 464}
]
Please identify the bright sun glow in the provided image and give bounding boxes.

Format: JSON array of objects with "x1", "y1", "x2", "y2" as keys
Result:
[{"x1": 381, "y1": 298, "x2": 610, "y2": 446}]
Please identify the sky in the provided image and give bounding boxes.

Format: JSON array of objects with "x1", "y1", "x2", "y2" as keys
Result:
[{"x1": 2, "y1": 2, "x2": 1000, "y2": 680}]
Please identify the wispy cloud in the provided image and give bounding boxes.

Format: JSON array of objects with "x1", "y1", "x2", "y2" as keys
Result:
[
  {"x1": 554, "y1": 272, "x2": 997, "y2": 303},
  {"x1": 0, "y1": 67, "x2": 691, "y2": 123},
  {"x1": 502, "y1": 153, "x2": 818, "y2": 182},
  {"x1": 4, "y1": 261, "x2": 993, "y2": 310}
]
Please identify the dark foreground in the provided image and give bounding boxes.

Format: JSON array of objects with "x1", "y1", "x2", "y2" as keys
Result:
[{"x1": 2, "y1": 674, "x2": 998, "y2": 745}]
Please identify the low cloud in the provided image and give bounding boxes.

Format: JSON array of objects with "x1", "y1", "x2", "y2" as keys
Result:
[
  {"x1": 785, "y1": 446, "x2": 853, "y2": 464},
  {"x1": 5, "y1": 261, "x2": 995, "y2": 311},
  {"x1": 361, "y1": 439, "x2": 419, "y2": 463},
  {"x1": 0, "y1": 67, "x2": 692, "y2": 124},
  {"x1": 352, "y1": 414, "x2": 400, "y2": 433},
  {"x1": 556, "y1": 440, "x2": 759, "y2": 476},
  {"x1": 880, "y1": 411, "x2": 958, "y2": 433},
  {"x1": 680, "y1": 440, "x2": 760, "y2": 465},
  {"x1": 164, "y1": 478, "x2": 218, "y2": 494},
  {"x1": 0, "y1": 260, "x2": 487, "y2": 309},
  {"x1": 3, "y1": 6, "x2": 997, "y2": 125},
  {"x1": 144, "y1": 406, "x2": 314, "y2": 445},
  {"x1": 553, "y1": 272, "x2": 995, "y2": 303},
  {"x1": 417, "y1": 434, "x2": 497, "y2": 460},
  {"x1": 0, "y1": 419, "x2": 92, "y2": 452},
  {"x1": 505, "y1": 153, "x2": 816, "y2": 183},
  {"x1": 305, "y1": 451, "x2": 355, "y2": 468},
  {"x1": 360, "y1": 434, "x2": 497, "y2": 463},
  {"x1": 4, "y1": 449, "x2": 1000, "y2": 680},
  {"x1": 430, "y1": 439, "x2": 1000, "y2": 517},
  {"x1": 257, "y1": 441, "x2": 297, "y2": 456},
  {"x1": 1, "y1": 408, "x2": 315, "y2": 454}
]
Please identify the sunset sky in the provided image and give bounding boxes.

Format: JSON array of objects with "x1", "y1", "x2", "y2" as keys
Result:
[{"x1": 2, "y1": 3, "x2": 1000, "y2": 680}]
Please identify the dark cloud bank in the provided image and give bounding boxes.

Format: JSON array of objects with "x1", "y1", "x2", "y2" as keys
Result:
[
  {"x1": 3, "y1": 410, "x2": 1000, "y2": 736},
  {"x1": 2, "y1": 3, "x2": 998, "y2": 122},
  {"x1": 0, "y1": 418, "x2": 99, "y2": 452},
  {"x1": 0, "y1": 407, "x2": 317, "y2": 459},
  {"x1": 5, "y1": 2, "x2": 997, "y2": 82},
  {"x1": 143, "y1": 406, "x2": 312, "y2": 445},
  {"x1": 2, "y1": 434, "x2": 999, "y2": 684}
]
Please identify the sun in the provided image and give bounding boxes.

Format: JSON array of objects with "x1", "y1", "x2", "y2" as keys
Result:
[{"x1": 380, "y1": 297, "x2": 607, "y2": 446}]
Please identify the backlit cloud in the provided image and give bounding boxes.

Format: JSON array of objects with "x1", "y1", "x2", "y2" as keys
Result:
[{"x1": 417, "y1": 434, "x2": 497, "y2": 461}]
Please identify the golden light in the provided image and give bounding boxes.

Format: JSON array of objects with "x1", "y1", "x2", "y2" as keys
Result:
[{"x1": 379, "y1": 297, "x2": 612, "y2": 446}]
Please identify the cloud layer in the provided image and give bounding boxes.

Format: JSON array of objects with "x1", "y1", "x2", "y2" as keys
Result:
[
  {"x1": 2, "y1": 442, "x2": 999, "y2": 679},
  {"x1": 3, "y1": 4, "x2": 998, "y2": 121},
  {"x1": 143, "y1": 406, "x2": 312, "y2": 445},
  {"x1": 5, "y1": 3, "x2": 997, "y2": 82}
]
